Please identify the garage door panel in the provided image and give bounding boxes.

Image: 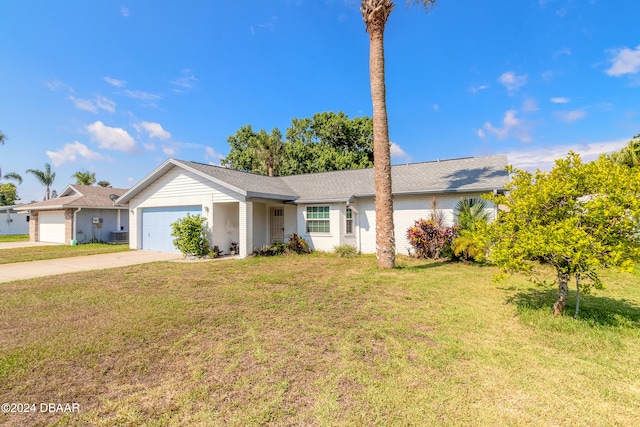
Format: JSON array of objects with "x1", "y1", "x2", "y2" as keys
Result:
[
  {"x1": 142, "y1": 206, "x2": 202, "y2": 252},
  {"x1": 39, "y1": 211, "x2": 66, "y2": 243}
]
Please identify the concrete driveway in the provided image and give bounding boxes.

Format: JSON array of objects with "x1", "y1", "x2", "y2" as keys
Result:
[
  {"x1": 0, "y1": 250, "x2": 183, "y2": 283},
  {"x1": 0, "y1": 241, "x2": 62, "y2": 249}
]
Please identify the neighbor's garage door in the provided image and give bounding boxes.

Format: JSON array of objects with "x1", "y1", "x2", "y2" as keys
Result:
[
  {"x1": 141, "y1": 206, "x2": 202, "y2": 252},
  {"x1": 39, "y1": 211, "x2": 66, "y2": 243}
]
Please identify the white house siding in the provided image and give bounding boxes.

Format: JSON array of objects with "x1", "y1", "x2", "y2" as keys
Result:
[
  {"x1": 252, "y1": 203, "x2": 269, "y2": 250},
  {"x1": 0, "y1": 209, "x2": 29, "y2": 235},
  {"x1": 74, "y1": 209, "x2": 128, "y2": 244},
  {"x1": 297, "y1": 203, "x2": 342, "y2": 252},
  {"x1": 283, "y1": 204, "x2": 297, "y2": 241},
  {"x1": 355, "y1": 193, "x2": 495, "y2": 255},
  {"x1": 128, "y1": 167, "x2": 243, "y2": 250},
  {"x1": 211, "y1": 202, "x2": 239, "y2": 254}
]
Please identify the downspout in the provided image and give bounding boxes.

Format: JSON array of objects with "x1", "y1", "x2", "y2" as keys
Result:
[{"x1": 73, "y1": 208, "x2": 82, "y2": 243}]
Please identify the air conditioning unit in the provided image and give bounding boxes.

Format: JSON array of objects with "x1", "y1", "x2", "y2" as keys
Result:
[{"x1": 92, "y1": 217, "x2": 103, "y2": 224}]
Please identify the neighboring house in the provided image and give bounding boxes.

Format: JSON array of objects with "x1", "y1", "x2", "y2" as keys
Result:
[
  {"x1": 116, "y1": 155, "x2": 509, "y2": 256},
  {"x1": 15, "y1": 185, "x2": 129, "y2": 244},
  {"x1": 0, "y1": 206, "x2": 30, "y2": 236}
]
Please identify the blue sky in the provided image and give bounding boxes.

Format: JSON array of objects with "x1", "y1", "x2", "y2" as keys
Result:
[{"x1": 1, "y1": 0, "x2": 639, "y2": 203}]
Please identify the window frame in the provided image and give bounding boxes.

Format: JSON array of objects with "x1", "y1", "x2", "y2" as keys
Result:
[
  {"x1": 305, "y1": 206, "x2": 330, "y2": 233},
  {"x1": 345, "y1": 206, "x2": 354, "y2": 235}
]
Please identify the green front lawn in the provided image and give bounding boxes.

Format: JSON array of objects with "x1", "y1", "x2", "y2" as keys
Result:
[
  {"x1": 1, "y1": 254, "x2": 638, "y2": 426},
  {"x1": 0, "y1": 234, "x2": 29, "y2": 242},
  {"x1": 0, "y1": 243, "x2": 129, "y2": 264}
]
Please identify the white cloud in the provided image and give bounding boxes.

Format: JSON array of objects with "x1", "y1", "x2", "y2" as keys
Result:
[
  {"x1": 45, "y1": 79, "x2": 72, "y2": 93},
  {"x1": 470, "y1": 84, "x2": 488, "y2": 94},
  {"x1": 171, "y1": 69, "x2": 197, "y2": 93},
  {"x1": 553, "y1": 47, "x2": 572, "y2": 58},
  {"x1": 86, "y1": 121, "x2": 137, "y2": 152},
  {"x1": 522, "y1": 98, "x2": 538, "y2": 112},
  {"x1": 123, "y1": 90, "x2": 162, "y2": 101},
  {"x1": 162, "y1": 146, "x2": 177, "y2": 156},
  {"x1": 96, "y1": 96, "x2": 116, "y2": 113},
  {"x1": 605, "y1": 45, "x2": 640, "y2": 76},
  {"x1": 69, "y1": 95, "x2": 116, "y2": 113},
  {"x1": 104, "y1": 76, "x2": 126, "y2": 87},
  {"x1": 479, "y1": 110, "x2": 532, "y2": 143},
  {"x1": 46, "y1": 141, "x2": 105, "y2": 167},
  {"x1": 433, "y1": 104, "x2": 440, "y2": 111},
  {"x1": 69, "y1": 96, "x2": 98, "y2": 113},
  {"x1": 121, "y1": 6, "x2": 129, "y2": 17},
  {"x1": 551, "y1": 97, "x2": 570, "y2": 104},
  {"x1": 205, "y1": 147, "x2": 222, "y2": 164},
  {"x1": 506, "y1": 139, "x2": 628, "y2": 172},
  {"x1": 498, "y1": 72, "x2": 528, "y2": 93},
  {"x1": 134, "y1": 121, "x2": 171, "y2": 140},
  {"x1": 390, "y1": 142, "x2": 410, "y2": 160},
  {"x1": 555, "y1": 109, "x2": 587, "y2": 122}
]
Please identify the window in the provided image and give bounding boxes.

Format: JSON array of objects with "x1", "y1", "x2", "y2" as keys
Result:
[
  {"x1": 345, "y1": 207, "x2": 353, "y2": 234},
  {"x1": 306, "y1": 206, "x2": 330, "y2": 233}
]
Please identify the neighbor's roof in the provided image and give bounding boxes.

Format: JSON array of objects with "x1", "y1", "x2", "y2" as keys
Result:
[
  {"x1": 14, "y1": 185, "x2": 129, "y2": 211},
  {"x1": 117, "y1": 155, "x2": 509, "y2": 205}
]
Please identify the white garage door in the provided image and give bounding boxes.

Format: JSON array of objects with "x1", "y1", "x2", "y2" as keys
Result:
[
  {"x1": 39, "y1": 211, "x2": 66, "y2": 243},
  {"x1": 141, "y1": 206, "x2": 202, "y2": 252}
]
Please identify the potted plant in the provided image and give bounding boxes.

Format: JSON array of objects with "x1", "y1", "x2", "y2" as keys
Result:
[{"x1": 229, "y1": 241, "x2": 239, "y2": 255}]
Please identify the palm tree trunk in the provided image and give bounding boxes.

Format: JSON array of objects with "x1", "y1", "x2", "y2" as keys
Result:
[{"x1": 369, "y1": 24, "x2": 396, "y2": 269}]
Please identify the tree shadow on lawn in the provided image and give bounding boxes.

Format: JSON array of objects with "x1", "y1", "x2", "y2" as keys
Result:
[{"x1": 505, "y1": 286, "x2": 640, "y2": 328}]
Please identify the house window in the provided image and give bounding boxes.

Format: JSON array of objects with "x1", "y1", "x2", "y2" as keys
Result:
[
  {"x1": 306, "y1": 206, "x2": 330, "y2": 233},
  {"x1": 345, "y1": 207, "x2": 353, "y2": 234}
]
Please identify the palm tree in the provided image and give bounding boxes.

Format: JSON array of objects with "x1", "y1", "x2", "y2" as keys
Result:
[
  {"x1": 252, "y1": 128, "x2": 283, "y2": 177},
  {"x1": 609, "y1": 134, "x2": 640, "y2": 168},
  {"x1": 0, "y1": 130, "x2": 23, "y2": 185},
  {"x1": 454, "y1": 198, "x2": 491, "y2": 231},
  {"x1": 72, "y1": 170, "x2": 97, "y2": 185},
  {"x1": 26, "y1": 163, "x2": 56, "y2": 200},
  {"x1": 361, "y1": 0, "x2": 437, "y2": 268},
  {"x1": 97, "y1": 180, "x2": 112, "y2": 188}
]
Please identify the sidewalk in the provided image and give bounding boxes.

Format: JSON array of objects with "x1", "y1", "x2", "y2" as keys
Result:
[{"x1": 0, "y1": 250, "x2": 183, "y2": 283}]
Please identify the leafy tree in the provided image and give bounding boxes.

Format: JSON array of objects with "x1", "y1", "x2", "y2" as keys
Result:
[
  {"x1": 609, "y1": 133, "x2": 640, "y2": 168},
  {"x1": 486, "y1": 153, "x2": 640, "y2": 316},
  {"x1": 0, "y1": 183, "x2": 19, "y2": 206},
  {"x1": 281, "y1": 112, "x2": 373, "y2": 175},
  {"x1": 97, "y1": 180, "x2": 112, "y2": 188},
  {"x1": 72, "y1": 170, "x2": 97, "y2": 185},
  {"x1": 26, "y1": 163, "x2": 56, "y2": 201},
  {"x1": 360, "y1": 0, "x2": 438, "y2": 268},
  {"x1": 221, "y1": 112, "x2": 374, "y2": 176},
  {"x1": 221, "y1": 125, "x2": 260, "y2": 173}
]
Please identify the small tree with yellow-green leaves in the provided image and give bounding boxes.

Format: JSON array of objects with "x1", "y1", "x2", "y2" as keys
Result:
[{"x1": 486, "y1": 152, "x2": 640, "y2": 316}]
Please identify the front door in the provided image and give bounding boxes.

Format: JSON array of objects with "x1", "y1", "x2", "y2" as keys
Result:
[{"x1": 270, "y1": 207, "x2": 284, "y2": 243}]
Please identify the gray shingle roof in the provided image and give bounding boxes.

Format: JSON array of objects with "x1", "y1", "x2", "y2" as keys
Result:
[
  {"x1": 281, "y1": 154, "x2": 509, "y2": 203},
  {"x1": 170, "y1": 154, "x2": 509, "y2": 203},
  {"x1": 15, "y1": 185, "x2": 129, "y2": 211}
]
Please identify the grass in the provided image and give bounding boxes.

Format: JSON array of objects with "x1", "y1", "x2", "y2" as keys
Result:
[
  {"x1": 0, "y1": 253, "x2": 639, "y2": 426},
  {"x1": 0, "y1": 234, "x2": 29, "y2": 242},
  {"x1": 0, "y1": 243, "x2": 129, "y2": 264}
]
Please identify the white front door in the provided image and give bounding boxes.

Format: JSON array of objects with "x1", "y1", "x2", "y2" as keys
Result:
[{"x1": 270, "y1": 207, "x2": 284, "y2": 243}]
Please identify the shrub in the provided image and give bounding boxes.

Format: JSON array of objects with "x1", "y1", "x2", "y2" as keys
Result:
[
  {"x1": 287, "y1": 233, "x2": 311, "y2": 254},
  {"x1": 171, "y1": 213, "x2": 211, "y2": 257},
  {"x1": 252, "y1": 234, "x2": 312, "y2": 257},
  {"x1": 406, "y1": 218, "x2": 458, "y2": 260},
  {"x1": 334, "y1": 244, "x2": 358, "y2": 258}
]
